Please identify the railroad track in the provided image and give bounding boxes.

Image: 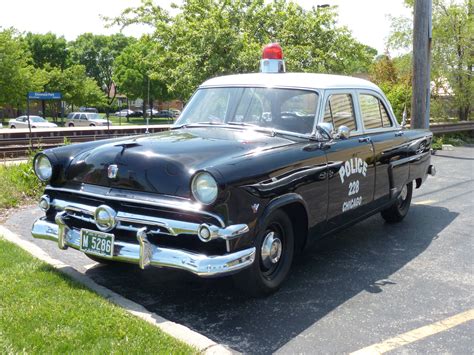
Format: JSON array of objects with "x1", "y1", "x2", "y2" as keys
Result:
[
  {"x1": 0, "y1": 125, "x2": 171, "y2": 160},
  {"x1": 0, "y1": 122, "x2": 472, "y2": 160}
]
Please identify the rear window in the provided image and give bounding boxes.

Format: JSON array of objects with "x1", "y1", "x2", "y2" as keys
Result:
[{"x1": 360, "y1": 94, "x2": 393, "y2": 129}]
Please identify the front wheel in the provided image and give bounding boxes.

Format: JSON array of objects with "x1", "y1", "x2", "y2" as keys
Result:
[
  {"x1": 381, "y1": 182, "x2": 413, "y2": 223},
  {"x1": 68, "y1": 123, "x2": 74, "y2": 127},
  {"x1": 89, "y1": 123, "x2": 95, "y2": 127},
  {"x1": 10, "y1": 125, "x2": 15, "y2": 129},
  {"x1": 233, "y1": 209, "x2": 294, "y2": 297}
]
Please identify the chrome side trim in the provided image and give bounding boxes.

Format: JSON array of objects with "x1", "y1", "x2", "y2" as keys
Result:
[
  {"x1": 390, "y1": 151, "x2": 430, "y2": 167},
  {"x1": 45, "y1": 185, "x2": 225, "y2": 227},
  {"x1": 31, "y1": 218, "x2": 255, "y2": 277}
]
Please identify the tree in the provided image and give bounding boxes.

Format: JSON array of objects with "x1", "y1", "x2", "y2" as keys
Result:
[
  {"x1": 113, "y1": 37, "x2": 169, "y2": 119},
  {"x1": 0, "y1": 29, "x2": 47, "y2": 118},
  {"x1": 369, "y1": 55, "x2": 412, "y2": 121},
  {"x1": 69, "y1": 33, "x2": 134, "y2": 113},
  {"x1": 388, "y1": 0, "x2": 473, "y2": 121},
  {"x1": 24, "y1": 32, "x2": 69, "y2": 69},
  {"x1": 43, "y1": 65, "x2": 106, "y2": 119},
  {"x1": 431, "y1": 0, "x2": 473, "y2": 120},
  {"x1": 110, "y1": 0, "x2": 376, "y2": 101}
]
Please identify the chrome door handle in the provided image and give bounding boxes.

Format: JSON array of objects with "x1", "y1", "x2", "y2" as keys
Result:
[
  {"x1": 395, "y1": 131, "x2": 404, "y2": 137},
  {"x1": 359, "y1": 137, "x2": 371, "y2": 143}
]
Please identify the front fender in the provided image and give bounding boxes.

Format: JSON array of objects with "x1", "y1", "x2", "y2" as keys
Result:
[{"x1": 257, "y1": 193, "x2": 309, "y2": 231}]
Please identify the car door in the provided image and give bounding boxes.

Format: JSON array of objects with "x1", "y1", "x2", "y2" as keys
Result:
[
  {"x1": 17, "y1": 117, "x2": 27, "y2": 128},
  {"x1": 321, "y1": 91, "x2": 376, "y2": 230},
  {"x1": 356, "y1": 91, "x2": 408, "y2": 206},
  {"x1": 79, "y1": 114, "x2": 88, "y2": 126}
]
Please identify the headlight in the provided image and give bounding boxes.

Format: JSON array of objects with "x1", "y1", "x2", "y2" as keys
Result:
[
  {"x1": 34, "y1": 154, "x2": 53, "y2": 182},
  {"x1": 191, "y1": 172, "x2": 218, "y2": 205}
]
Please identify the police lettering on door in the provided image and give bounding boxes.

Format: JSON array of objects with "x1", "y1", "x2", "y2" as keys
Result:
[{"x1": 339, "y1": 158, "x2": 368, "y2": 212}]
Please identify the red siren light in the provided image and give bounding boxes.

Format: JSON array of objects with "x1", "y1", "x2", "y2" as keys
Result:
[{"x1": 262, "y1": 43, "x2": 283, "y2": 60}]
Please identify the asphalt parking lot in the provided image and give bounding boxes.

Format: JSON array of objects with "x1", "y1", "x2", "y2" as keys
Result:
[{"x1": 4, "y1": 147, "x2": 473, "y2": 354}]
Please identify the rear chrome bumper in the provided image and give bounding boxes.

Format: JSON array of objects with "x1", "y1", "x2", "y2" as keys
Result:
[{"x1": 31, "y1": 217, "x2": 256, "y2": 277}]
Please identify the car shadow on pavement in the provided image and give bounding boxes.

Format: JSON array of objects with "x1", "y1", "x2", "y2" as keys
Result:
[{"x1": 85, "y1": 204, "x2": 457, "y2": 354}]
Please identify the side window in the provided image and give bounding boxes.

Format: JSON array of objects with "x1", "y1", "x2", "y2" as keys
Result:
[
  {"x1": 278, "y1": 91, "x2": 318, "y2": 134},
  {"x1": 80, "y1": 114, "x2": 87, "y2": 120},
  {"x1": 73, "y1": 114, "x2": 80, "y2": 119},
  {"x1": 323, "y1": 94, "x2": 357, "y2": 132},
  {"x1": 360, "y1": 94, "x2": 393, "y2": 129}
]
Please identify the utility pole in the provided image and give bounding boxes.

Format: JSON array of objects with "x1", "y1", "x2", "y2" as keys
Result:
[{"x1": 411, "y1": 0, "x2": 432, "y2": 129}]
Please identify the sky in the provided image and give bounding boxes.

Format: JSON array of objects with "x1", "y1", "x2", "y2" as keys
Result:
[{"x1": 0, "y1": 0, "x2": 412, "y2": 55}]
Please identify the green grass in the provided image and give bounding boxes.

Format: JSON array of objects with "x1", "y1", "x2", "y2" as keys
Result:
[
  {"x1": 0, "y1": 160, "x2": 43, "y2": 209},
  {"x1": 107, "y1": 115, "x2": 175, "y2": 126},
  {"x1": 0, "y1": 239, "x2": 196, "y2": 354}
]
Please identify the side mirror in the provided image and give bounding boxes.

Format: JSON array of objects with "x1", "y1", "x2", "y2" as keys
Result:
[
  {"x1": 316, "y1": 122, "x2": 334, "y2": 140},
  {"x1": 337, "y1": 125, "x2": 350, "y2": 139}
]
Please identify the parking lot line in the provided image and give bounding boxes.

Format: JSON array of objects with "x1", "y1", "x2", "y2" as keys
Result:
[
  {"x1": 349, "y1": 309, "x2": 474, "y2": 355},
  {"x1": 412, "y1": 199, "x2": 437, "y2": 205}
]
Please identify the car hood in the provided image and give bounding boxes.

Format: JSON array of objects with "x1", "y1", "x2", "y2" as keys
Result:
[{"x1": 65, "y1": 127, "x2": 297, "y2": 198}]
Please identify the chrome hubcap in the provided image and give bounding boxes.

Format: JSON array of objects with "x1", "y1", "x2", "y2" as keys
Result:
[
  {"x1": 400, "y1": 185, "x2": 408, "y2": 201},
  {"x1": 261, "y1": 231, "x2": 282, "y2": 269}
]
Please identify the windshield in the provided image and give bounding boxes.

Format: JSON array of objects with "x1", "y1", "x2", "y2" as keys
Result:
[
  {"x1": 30, "y1": 116, "x2": 46, "y2": 122},
  {"x1": 176, "y1": 87, "x2": 319, "y2": 135}
]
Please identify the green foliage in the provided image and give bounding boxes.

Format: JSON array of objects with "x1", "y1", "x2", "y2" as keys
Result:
[
  {"x1": 0, "y1": 239, "x2": 196, "y2": 353},
  {"x1": 380, "y1": 82, "x2": 411, "y2": 123},
  {"x1": 111, "y1": 0, "x2": 377, "y2": 100},
  {"x1": 113, "y1": 36, "x2": 169, "y2": 107},
  {"x1": 387, "y1": 0, "x2": 473, "y2": 121},
  {"x1": 69, "y1": 33, "x2": 135, "y2": 108},
  {"x1": 431, "y1": 0, "x2": 473, "y2": 121},
  {"x1": 0, "y1": 29, "x2": 47, "y2": 110},
  {"x1": 0, "y1": 160, "x2": 43, "y2": 209},
  {"x1": 45, "y1": 65, "x2": 106, "y2": 108},
  {"x1": 370, "y1": 55, "x2": 411, "y2": 122},
  {"x1": 431, "y1": 132, "x2": 474, "y2": 150},
  {"x1": 24, "y1": 32, "x2": 69, "y2": 69}
]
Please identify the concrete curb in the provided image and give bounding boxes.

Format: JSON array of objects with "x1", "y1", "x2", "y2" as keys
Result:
[{"x1": 0, "y1": 225, "x2": 232, "y2": 355}]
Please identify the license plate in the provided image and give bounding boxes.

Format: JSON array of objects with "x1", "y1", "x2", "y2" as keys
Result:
[{"x1": 80, "y1": 229, "x2": 114, "y2": 258}]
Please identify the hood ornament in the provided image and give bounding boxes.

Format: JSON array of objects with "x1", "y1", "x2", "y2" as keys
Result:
[{"x1": 107, "y1": 164, "x2": 118, "y2": 179}]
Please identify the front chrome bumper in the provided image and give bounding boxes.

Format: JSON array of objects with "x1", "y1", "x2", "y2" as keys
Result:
[{"x1": 32, "y1": 217, "x2": 256, "y2": 277}]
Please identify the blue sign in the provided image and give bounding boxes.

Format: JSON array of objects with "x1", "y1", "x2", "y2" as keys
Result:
[{"x1": 27, "y1": 92, "x2": 62, "y2": 100}]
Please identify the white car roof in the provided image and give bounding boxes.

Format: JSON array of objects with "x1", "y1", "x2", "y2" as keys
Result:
[{"x1": 200, "y1": 73, "x2": 381, "y2": 92}]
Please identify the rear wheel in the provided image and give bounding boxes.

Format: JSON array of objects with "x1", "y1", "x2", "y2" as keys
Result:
[
  {"x1": 233, "y1": 209, "x2": 294, "y2": 297},
  {"x1": 68, "y1": 123, "x2": 74, "y2": 127},
  {"x1": 89, "y1": 123, "x2": 95, "y2": 127},
  {"x1": 10, "y1": 125, "x2": 15, "y2": 129},
  {"x1": 381, "y1": 181, "x2": 413, "y2": 223}
]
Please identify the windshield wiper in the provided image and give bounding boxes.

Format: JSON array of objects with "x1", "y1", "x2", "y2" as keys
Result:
[
  {"x1": 227, "y1": 121, "x2": 259, "y2": 128},
  {"x1": 227, "y1": 121, "x2": 279, "y2": 135},
  {"x1": 172, "y1": 121, "x2": 225, "y2": 129}
]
